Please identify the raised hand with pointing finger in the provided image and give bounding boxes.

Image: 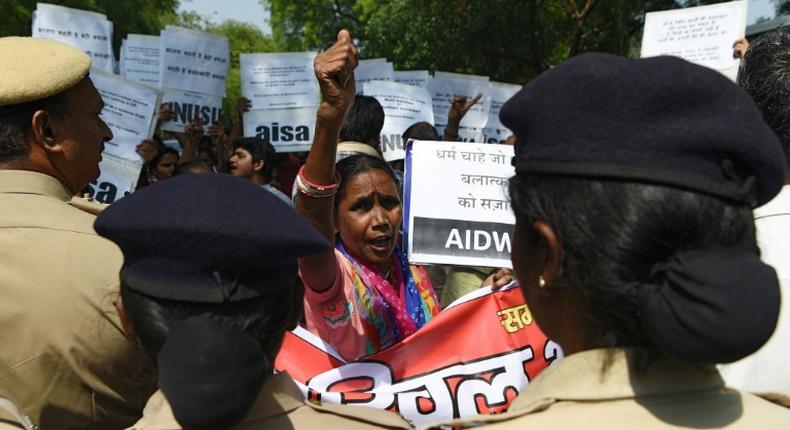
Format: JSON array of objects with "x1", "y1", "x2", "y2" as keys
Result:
[{"x1": 444, "y1": 93, "x2": 482, "y2": 141}]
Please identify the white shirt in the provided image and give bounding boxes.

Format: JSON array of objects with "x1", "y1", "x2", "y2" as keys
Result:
[{"x1": 719, "y1": 185, "x2": 790, "y2": 395}]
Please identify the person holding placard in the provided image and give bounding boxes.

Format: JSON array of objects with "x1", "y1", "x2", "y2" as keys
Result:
[
  {"x1": 436, "y1": 53, "x2": 790, "y2": 429},
  {"x1": 296, "y1": 30, "x2": 441, "y2": 362},
  {"x1": 0, "y1": 37, "x2": 154, "y2": 428}
]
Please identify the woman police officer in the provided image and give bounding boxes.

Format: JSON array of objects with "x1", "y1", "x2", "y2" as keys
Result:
[{"x1": 435, "y1": 53, "x2": 790, "y2": 428}]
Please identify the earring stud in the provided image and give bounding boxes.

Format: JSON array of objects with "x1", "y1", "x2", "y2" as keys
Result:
[{"x1": 538, "y1": 276, "x2": 546, "y2": 288}]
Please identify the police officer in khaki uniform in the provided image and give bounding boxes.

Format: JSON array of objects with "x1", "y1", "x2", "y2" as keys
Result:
[
  {"x1": 428, "y1": 53, "x2": 790, "y2": 429},
  {"x1": 0, "y1": 37, "x2": 154, "y2": 428},
  {"x1": 94, "y1": 173, "x2": 412, "y2": 430}
]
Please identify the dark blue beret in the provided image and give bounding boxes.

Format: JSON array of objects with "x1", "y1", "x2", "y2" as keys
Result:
[
  {"x1": 501, "y1": 53, "x2": 787, "y2": 207},
  {"x1": 94, "y1": 173, "x2": 330, "y2": 303}
]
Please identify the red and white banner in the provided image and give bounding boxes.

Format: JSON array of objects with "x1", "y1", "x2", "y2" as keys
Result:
[{"x1": 275, "y1": 284, "x2": 563, "y2": 427}]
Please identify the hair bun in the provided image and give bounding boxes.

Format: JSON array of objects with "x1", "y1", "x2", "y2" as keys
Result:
[
  {"x1": 638, "y1": 248, "x2": 780, "y2": 364},
  {"x1": 158, "y1": 315, "x2": 270, "y2": 430}
]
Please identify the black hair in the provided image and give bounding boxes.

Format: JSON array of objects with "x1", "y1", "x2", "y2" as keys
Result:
[
  {"x1": 738, "y1": 27, "x2": 790, "y2": 168},
  {"x1": 197, "y1": 139, "x2": 218, "y2": 166},
  {"x1": 508, "y1": 175, "x2": 756, "y2": 351},
  {"x1": 0, "y1": 95, "x2": 67, "y2": 164},
  {"x1": 402, "y1": 121, "x2": 440, "y2": 142},
  {"x1": 151, "y1": 147, "x2": 180, "y2": 170},
  {"x1": 233, "y1": 137, "x2": 275, "y2": 182},
  {"x1": 335, "y1": 154, "x2": 400, "y2": 212},
  {"x1": 339, "y1": 95, "x2": 385, "y2": 144},
  {"x1": 121, "y1": 265, "x2": 302, "y2": 429},
  {"x1": 174, "y1": 160, "x2": 211, "y2": 176}
]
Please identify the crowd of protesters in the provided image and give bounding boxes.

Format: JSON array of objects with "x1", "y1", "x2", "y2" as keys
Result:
[{"x1": 1, "y1": 23, "x2": 790, "y2": 430}]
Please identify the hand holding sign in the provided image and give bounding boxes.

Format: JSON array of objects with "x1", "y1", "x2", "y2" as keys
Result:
[
  {"x1": 235, "y1": 96, "x2": 252, "y2": 120},
  {"x1": 314, "y1": 29, "x2": 359, "y2": 121}
]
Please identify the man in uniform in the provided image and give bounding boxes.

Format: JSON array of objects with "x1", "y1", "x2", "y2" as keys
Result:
[{"x1": 0, "y1": 37, "x2": 154, "y2": 429}]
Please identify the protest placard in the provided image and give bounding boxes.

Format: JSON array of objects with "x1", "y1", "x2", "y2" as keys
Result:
[
  {"x1": 404, "y1": 140, "x2": 515, "y2": 268},
  {"x1": 120, "y1": 34, "x2": 162, "y2": 86},
  {"x1": 641, "y1": 0, "x2": 747, "y2": 80},
  {"x1": 91, "y1": 69, "x2": 160, "y2": 162},
  {"x1": 276, "y1": 284, "x2": 560, "y2": 427},
  {"x1": 355, "y1": 58, "x2": 394, "y2": 93},
  {"x1": 160, "y1": 89, "x2": 224, "y2": 132},
  {"x1": 240, "y1": 52, "x2": 319, "y2": 109},
  {"x1": 393, "y1": 70, "x2": 431, "y2": 90},
  {"x1": 160, "y1": 26, "x2": 230, "y2": 97},
  {"x1": 32, "y1": 3, "x2": 114, "y2": 71},
  {"x1": 87, "y1": 154, "x2": 143, "y2": 204},
  {"x1": 483, "y1": 82, "x2": 521, "y2": 143},
  {"x1": 364, "y1": 80, "x2": 434, "y2": 161},
  {"x1": 430, "y1": 72, "x2": 491, "y2": 129},
  {"x1": 243, "y1": 107, "x2": 316, "y2": 152}
]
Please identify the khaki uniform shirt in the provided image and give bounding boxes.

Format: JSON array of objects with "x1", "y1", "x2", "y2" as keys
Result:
[
  {"x1": 427, "y1": 348, "x2": 790, "y2": 429},
  {"x1": 128, "y1": 373, "x2": 413, "y2": 430},
  {"x1": 0, "y1": 171, "x2": 154, "y2": 429}
]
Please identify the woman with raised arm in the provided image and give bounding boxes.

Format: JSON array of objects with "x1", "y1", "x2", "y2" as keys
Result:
[{"x1": 296, "y1": 30, "x2": 441, "y2": 362}]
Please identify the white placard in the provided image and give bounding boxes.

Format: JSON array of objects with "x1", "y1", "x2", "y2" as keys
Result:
[
  {"x1": 32, "y1": 3, "x2": 114, "y2": 71},
  {"x1": 486, "y1": 82, "x2": 521, "y2": 132},
  {"x1": 240, "y1": 52, "x2": 319, "y2": 109},
  {"x1": 120, "y1": 34, "x2": 161, "y2": 86},
  {"x1": 160, "y1": 89, "x2": 224, "y2": 133},
  {"x1": 429, "y1": 72, "x2": 491, "y2": 128},
  {"x1": 393, "y1": 70, "x2": 430, "y2": 90},
  {"x1": 88, "y1": 153, "x2": 143, "y2": 204},
  {"x1": 90, "y1": 69, "x2": 160, "y2": 162},
  {"x1": 355, "y1": 59, "x2": 394, "y2": 93},
  {"x1": 641, "y1": 0, "x2": 747, "y2": 80},
  {"x1": 243, "y1": 108, "x2": 316, "y2": 152},
  {"x1": 160, "y1": 26, "x2": 230, "y2": 97},
  {"x1": 405, "y1": 140, "x2": 515, "y2": 268},
  {"x1": 364, "y1": 80, "x2": 434, "y2": 161}
]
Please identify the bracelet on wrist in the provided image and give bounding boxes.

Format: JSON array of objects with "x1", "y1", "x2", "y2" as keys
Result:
[{"x1": 296, "y1": 165, "x2": 341, "y2": 198}]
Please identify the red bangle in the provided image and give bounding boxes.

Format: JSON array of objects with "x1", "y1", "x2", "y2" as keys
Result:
[{"x1": 297, "y1": 166, "x2": 340, "y2": 191}]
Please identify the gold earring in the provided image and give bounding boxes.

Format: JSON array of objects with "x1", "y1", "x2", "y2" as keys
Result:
[{"x1": 538, "y1": 276, "x2": 546, "y2": 288}]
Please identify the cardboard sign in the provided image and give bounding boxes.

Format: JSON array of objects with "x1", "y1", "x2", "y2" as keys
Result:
[
  {"x1": 32, "y1": 3, "x2": 114, "y2": 71},
  {"x1": 641, "y1": 0, "x2": 747, "y2": 80},
  {"x1": 355, "y1": 58, "x2": 394, "y2": 93},
  {"x1": 91, "y1": 69, "x2": 160, "y2": 162},
  {"x1": 405, "y1": 140, "x2": 515, "y2": 268},
  {"x1": 276, "y1": 284, "x2": 561, "y2": 427},
  {"x1": 88, "y1": 154, "x2": 143, "y2": 204},
  {"x1": 364, "y1": 80, "x2": 434, "y2": 161},
  {"x1": 160, "y1": 26, "x2": 230, "y2": 97},
  {"x1": 429, "y1": 72, "x2": 491, "y2": 129},
  {"x1": 240, "y1": 52, "x2": 320, "y2": 109},
  {"x1": 243, "y1": 107, "x2": 316, "y2": 152},
  {"x1": 160, "y1": 89, "x2": 224, "y2": 132},
  {"x1": 393, "y1": 70, "x2": 430, "y2": 90},
  {"x1": 120, "y1": 34, "x2": 162, "y2": 86},
  {"x1": 484, "y1": 82, "x2": 521, "y2": 142}
]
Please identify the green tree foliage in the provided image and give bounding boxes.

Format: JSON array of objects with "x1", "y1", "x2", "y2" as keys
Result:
[
  {"x1": 0, "y1": 0, "x2": 179, "y2": 54},
  {"x1": 262, "y1": 0, "x2": 753, "y2": 84}
]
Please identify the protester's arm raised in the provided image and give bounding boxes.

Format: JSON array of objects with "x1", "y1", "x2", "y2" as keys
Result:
[{"x1": 296, "y1": 30, "x2": 359, "y2": 292}]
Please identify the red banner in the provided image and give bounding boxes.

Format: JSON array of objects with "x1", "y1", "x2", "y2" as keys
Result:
[{"x1": 275, "y1": 284, "x2": 562, "y2": 427}]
